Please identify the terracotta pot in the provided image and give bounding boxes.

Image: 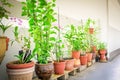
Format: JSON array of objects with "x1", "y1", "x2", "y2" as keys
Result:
[
  {"x1": 92, "y1": 52, "x2": 96, "y2": 60},
  {"x1": 72, "y1": 51, "x2": 80, "y2": 59},
  {"x1": 6, "y1": 61, "x2": 34, "y2": 69},
  {"x1": 35, "y1": 62, "x2": 54, "y2": 80},
  {"x1": 99, "y1": 49, "x2": 107, "y2": 61},
  {"x1": 89, "y1": 28, "x2": 94, "y2": 34},
  {"x1": 54, "y1": 61, "x2": 65, "y2": 74},
  {"x1": 87, "y1": 53, "x2": 93, "y2": 62},
  {"x1": 99, "y1": 49, "x2": 106, "y2": 55},
  {"x1": 6, "y1": 37, "x2": 9, "y2": 50},
  {"x1": 0, "y1": 37, "x2": 6, "y2": 64},
  {"x1": 6, "y1": 61, "x2": 34, "y2": 80},
  {"x1": 91, "y1": 46, "x2": 96, "y2": 53},
  {"x1": 64, "y1": 58, "x2": 74, "y2": 71},
  {"x1": 74, "y1": 59, "x2": 80, "y2": 68},
  {"x1": 80, "y1": 54, "x2": 87, "y2": 65}
]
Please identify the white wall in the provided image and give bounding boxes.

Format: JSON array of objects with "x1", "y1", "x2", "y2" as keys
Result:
[
  {"x1": 56, "y1": 0, "x2": 108, "y2": 42},
  {"x1": 108, "y1": 0, "x2": 120, "y2": 53}
]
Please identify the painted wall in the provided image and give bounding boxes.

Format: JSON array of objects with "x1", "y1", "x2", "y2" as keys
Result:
[{"x1": 108, "y1": 0, "x2": 120, "y2": 53}]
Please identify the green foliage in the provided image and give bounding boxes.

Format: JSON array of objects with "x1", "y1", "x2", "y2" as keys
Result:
[
  {"x1": 64, "y1": 25, "x2": 81, "y2": 51},
  {"x1": 83, "y1": 18, "x2": 97, "y2": 52},
  {"x1": 0, "y1": 0, "x2": 12, "y2": 19},
  {"x1": 0, "y1": 0, "x2": 13, "y2": 36},
  {"x1": 11, "y1": 26, "x2": 35, "y2": 64},
  {"x1": 0, "y1": 23, "x2": 12, "y2": 35},
  {"x1": 22, "y1": 0, "x2": 57, "y2": 64},
  {"x1": 54, "y1": 39, "x2": 64, "y2": 62},
  {"x1": 98, "y1": 42, "x2": 106, "y2": 50}
]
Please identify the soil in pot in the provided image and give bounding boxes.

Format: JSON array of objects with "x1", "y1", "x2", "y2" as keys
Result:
[
  {"x1": 54, "y1": 60, "x2": 65, "y2": 74},
  {"x1": 35, "y1": 62, "x2": 54, "y2": 80}
]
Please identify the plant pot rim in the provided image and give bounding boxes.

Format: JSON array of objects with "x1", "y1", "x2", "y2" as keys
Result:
[
  {"x1": 6, "y1": 60, "x2": 34, "y2": 69},
  {"x1": 54, "y1": 60, "x2": 66, "y2": 64},
  {"x1": 36, "y1": 62, "x2": 53, "y2": 66}
]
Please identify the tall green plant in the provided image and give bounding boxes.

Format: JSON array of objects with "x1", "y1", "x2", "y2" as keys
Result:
[
  {"x1": 22, "y1": 0, "x2": 57, "y2": 64},
  {"x1": 83, "y1": 18, "x2": 96, "y2": 52},
  {"x1": 0, "y1": 0, "x2": 13, "y2": 36},
  {"x1": 64, "y1": 25, "x2": 81, "y2": 51}
]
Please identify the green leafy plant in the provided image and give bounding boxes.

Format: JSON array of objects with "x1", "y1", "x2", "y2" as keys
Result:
[
  {"x1": 83, "y1": 18, "x2": 96, "y2": 52},
  {"x1": 11, "y1": 26, "x2": 34, "y2": 64},
  {"x1": 0, "y1": 0, "x2": 13, "y2": 36},
  {"x1": 77, "y1": 25, "x2": 88, "y2": 54},
  {"x1": 98, "y1": 42, "x2": 106, "y2": 50},
  {"x1": 54, "y1": 39, "x2": 64, "y2": 62},
  {"x1": 64, "y1": 25, "x2": 81, "y2": 51},
  {"x1": 53, "y1": 25, "x2": 64, "y2": 62},
  {"x1": 22, "y1": 0, "x2": 57, "y2": 64}
]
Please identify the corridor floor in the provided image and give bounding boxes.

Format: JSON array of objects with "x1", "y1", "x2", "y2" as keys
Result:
[{"x1": 69, "y1": 55, "x2": 120, "y2": 80}]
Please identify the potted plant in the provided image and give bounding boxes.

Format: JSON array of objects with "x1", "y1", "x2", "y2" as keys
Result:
[
  {"x1": 22, "y1": 0, "x2": 57, "y2": 79},
  {"x1": 63, "y1": 44, "x2": 74, "y2": 71},
  {"x1": 84, "y1": 19, "x2": 94, "y2": 62},
  {"x1": 98, "y1": 42, "x2": 107, "y2": 62},
  {"x1": 0, "y1": 0, "x2": 13, "y2": 64},
  {"x1": 84, "y1": 18, "x2": 95, "y2": 34},
  {"x1": 6, "y1": 26, "x2": 35, "y2": 80},
  {"x1": 64, "y1": 25, "x2": 81, "y2": 67},
  {"x1": 53, "y1": 37, "x2": 65, "y2": 74},
  {"x1": 78, "y1": 25, "x2": 88, "y2": 65}
]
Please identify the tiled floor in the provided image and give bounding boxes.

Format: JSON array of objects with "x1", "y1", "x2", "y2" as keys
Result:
[{"x1": 69, "y1": 55, "x2": 120, "y2": 80}]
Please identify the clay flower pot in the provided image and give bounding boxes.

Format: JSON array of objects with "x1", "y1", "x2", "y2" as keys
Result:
[
  {"x1": 6, "y1": 61, "x2": 35, "y2": 80},
  {"x1": 89, "y1": 28, "x2": 94, "y2": 34},
  {"x1": 91, "y1": 46, "x2": 97, "y2": 53},
  {"x1": 72, "y1": 51, "x2": 80, "y2": 59},
  {"x1": 87, "y1": 53, "x2": 93, "y2": 62},
  {"x1": 0, "y1": 37, "x2": 7, "y2": 64},
  {"x1": 80, "y1": 54, "x2": 87, "y2": 65},
  {"x1": 35, "y1": 62, "x2": 54, "y2": 80},
  {"x1": 54, "y1": 61, "x2": 65, "y2": 74},
  {"x1": 99, "y1": 49, "x2": 107, "y2": 61},
  {"x1": 64, "y1": 58, "x2": 74, "y2": 71},
  {"x1": 74, "y1": 59, "x2": 80, "y2": 68}
]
